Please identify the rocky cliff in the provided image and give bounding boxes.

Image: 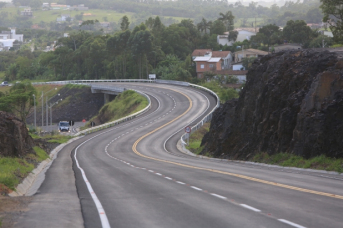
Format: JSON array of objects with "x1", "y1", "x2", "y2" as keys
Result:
[
  {"x1": 201, "y1": 50, "x2": 343, "y2": 159},
  {"x1": 0, "y1": 111, "x2": 35, "y2": 157}
]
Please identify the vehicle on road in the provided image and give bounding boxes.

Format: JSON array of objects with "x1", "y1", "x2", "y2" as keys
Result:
[
  {"x1": 58, "y1": 121, "x2": 70, "y2": 132},
  {"x1": 1, "y1": 81, "x2": 9, "y2": 86}
]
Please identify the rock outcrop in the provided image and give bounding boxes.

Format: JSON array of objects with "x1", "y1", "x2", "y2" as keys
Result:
[
  {"x1": 0, "y1": 111, "x2": 35, "y2": 157},
  {"x1": 201, "y1": 50, "x2": 343, "y2": 159}
]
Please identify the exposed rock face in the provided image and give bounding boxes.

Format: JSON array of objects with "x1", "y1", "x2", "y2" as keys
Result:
[
  {"x1": 26, "y1": 86, "x2": 104, "y2": 124},
  {"x1": 202, "y1": 50, "x2": 343, "y2": 159},
  {"x1": 0, "y1": 111, "x2": 35, "y2": 157}
]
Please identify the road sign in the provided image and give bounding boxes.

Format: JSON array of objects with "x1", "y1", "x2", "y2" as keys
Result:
[
  {"x1": 82, "y1": 119, "x2": 86, "y2": 123},
  {"x1": 185, "y1": 126, "x2": 191, "y2": 133},
  {"x1": 149, "y1": 74, "x2": 156, "y2": 79},
  {"x1": 69, "y1": 120, "x2": 75, "y2": 126}
]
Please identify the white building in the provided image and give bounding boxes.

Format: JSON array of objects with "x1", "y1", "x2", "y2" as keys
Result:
[
  {"x1": 217, "y1": 29, "x2": 257, "y2": 46},
  {"x1": 0, "y1": 28, "x2": 24, "y2": 51},
  {"x1": 57, "y1": 14, "x2": 72, "y2": 22}
]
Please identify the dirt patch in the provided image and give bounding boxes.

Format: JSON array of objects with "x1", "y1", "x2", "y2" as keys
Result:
[{"x1": 0, "y1": 196, "x2": 32, "y2": 228}]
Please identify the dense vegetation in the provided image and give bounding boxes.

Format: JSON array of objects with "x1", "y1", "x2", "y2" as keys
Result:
[{"x1": 86, "y1": 90, "x2": 149, "y2": 127}]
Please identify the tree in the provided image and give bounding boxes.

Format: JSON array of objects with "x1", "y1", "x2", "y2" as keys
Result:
[
  {"x1": 120, "y1": 15, "x2": 130, "y2": 31},
  {"x1": 258, "y1": 24, "x2": 280, "y2": 49},
  {"x1": 282, "y1": 20, "x2": 316, "y2": 45},
  {"x1": 228, "y1": 30, "x2": 238, "y2": 42},
  {"x1": 308, "y1": 34, "x2": 334, "y2": 48},
  {"x1": 210, "y1": 20, "x2": 226, "y2": 35},
  {"x1": 242, "y1": 57, "x2": 256, "y2": 70},
  {"x1": 219, "y1": 11, "x2": 235, "y2": 31},
  {"x1": 197, "y1": 18, "x2": 212, "y2": 34},
  {"x1": 321, "y1": 0, "x2": 343, "y2": 43},
  {"x1": 0, "y1": 81, "x2": 36, "y2": 122}
]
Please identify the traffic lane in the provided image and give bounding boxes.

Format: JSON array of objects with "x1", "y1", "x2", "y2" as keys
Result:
[
  {"x1": 119, "y1": 155, "x2": 342, "y2": 228},
  {"x1": 13, "y1": 135, "x2": 99, "y2": 228},
  {"x1": 72, "y1": 88, "x2": 187, "y2": 226},
  {"x1": 74, "y1": 147, "x2": 290, "y2": 228}
]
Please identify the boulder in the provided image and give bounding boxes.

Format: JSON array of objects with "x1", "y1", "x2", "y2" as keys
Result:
[
  {"x1": 202, "y1": 50, "x2": 343, "y2": 159},
  {"x1": 0, "y1": 111, "x2": 35, "y2": 157}
]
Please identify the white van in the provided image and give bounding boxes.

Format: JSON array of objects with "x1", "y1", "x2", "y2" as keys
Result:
[{"x1": 58, "y1": 121, "x2": 70, "y2": 132}]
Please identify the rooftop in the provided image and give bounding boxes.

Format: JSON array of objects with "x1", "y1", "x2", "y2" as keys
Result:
[{"x1": 192, "y1": 49, "x2": 212, "y2": 56}]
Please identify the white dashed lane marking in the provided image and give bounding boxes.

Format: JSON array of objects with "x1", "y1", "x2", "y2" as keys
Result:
[
  {"x1": 240, "y1": 204, "x2": 261, "y2": 212},
  {"x1": 278, "y1": 219, "x2": 306, "y2": 228}
]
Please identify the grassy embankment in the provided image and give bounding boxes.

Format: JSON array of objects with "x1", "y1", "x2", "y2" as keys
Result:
[
  {"x1": 0, "y1": 147, "x2": 48, "y2": 191},
  {"x1": 185, "y1": 123, "x2": 211, "y2": 156},
  {"x1": 83, "y1": 90, "x2": 148, "y2": 129},
  {"x1": 0, "y1": 134, "x2": 72, "y2": 193}
]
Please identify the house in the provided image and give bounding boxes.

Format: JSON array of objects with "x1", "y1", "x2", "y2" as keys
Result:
[
  {"x1": 234, "y1": 48, "x2": 268, "y2": 63},
  {"x1": 192, "y1": 49, "x2": 233, "y2": 78},
  {"x1": 0, "y1": 39, "x2": 15, "y2": 51},
  {"x1": 70, "y1": 4, "x2": 89, "y2": 10},
  {"x1": 0, "y1": 29, "x2": 23, "y2": 42},
  {"x1": 217, "y1": 28, "x2": 258, "y2": 46},
  {"x1": 270, "y1": 43, "x2": 302, "y2": 53},
  {"x1": 215, "y1": 70, "x2": 248, "y2": 84},
  {"x1": 100, "y1": 22, "x2": 110, "y2": 28},
  {"x1": 191, "y1": 49, "x2": 212, "y2": 60},
  {"x1": 20, "y1": 8, "x2": 33, "y2": 17},
  {"x1": 217, "y1": 35, "x2": 230, "y2": 46},
  {"x1": 232, "y1": 62, "x2": 244, "y2": 71},
  {"x1": 234, "y1": 28, "x2": 257, "y2": 42},
  {"x1": 57, "y1": 14, "x2": 72, "y2": 22}
]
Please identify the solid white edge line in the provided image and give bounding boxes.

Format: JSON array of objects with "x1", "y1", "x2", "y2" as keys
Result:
[
  {"x1": 210, "y1": 193, "x2": 227, "y2": 200},
  {"x1": 240, "y1": 204, "x2": 261, "y2": 212},
  {"x1": 71, "y1": 88, "x2": 163, "y2": 228},
  {"x1": 75, "y1": 143, "x2": 111, "y2": 228},
  {"x1": 278, "y1": 219, "x2": 307, "y2": 228}
]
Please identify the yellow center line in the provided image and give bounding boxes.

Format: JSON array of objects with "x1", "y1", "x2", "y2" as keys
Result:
[{"x1": 132, "y1": 88, "x2": 343, "y2": 200}]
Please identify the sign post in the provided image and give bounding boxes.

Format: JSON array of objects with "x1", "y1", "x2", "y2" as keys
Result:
[
  {"x1": 185, "y1": 126, "x2": 191, "y2": 145},
  {"x1": 149, "y1": 74, "x2": 156, "y2": 80}
]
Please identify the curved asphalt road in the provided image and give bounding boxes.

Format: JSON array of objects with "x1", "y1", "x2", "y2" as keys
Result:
[{"x1": 15, "y1": 83, "x2": 343, "y2": 228}]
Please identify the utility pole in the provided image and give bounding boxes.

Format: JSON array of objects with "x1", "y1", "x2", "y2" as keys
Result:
[
  {"x1": 41, "y1": 91, "x2": 43, "y2": 128},
  {"x1": 33, "y1": 94, "x2": 36, "y2": 129}
]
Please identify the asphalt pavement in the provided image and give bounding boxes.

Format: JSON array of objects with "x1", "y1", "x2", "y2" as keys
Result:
[{"x1": 14, "y1": 83, "x2": 343, "y2": 228}]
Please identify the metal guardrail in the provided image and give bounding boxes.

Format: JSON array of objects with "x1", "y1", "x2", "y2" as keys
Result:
[
  {"x1": 31, "y1": 79, "x2": 220, "y2": 143},
  {"x1": 91, "y1": 85, "x2": 126, "y2": 94},
  {"x1": 155, "y1": 79, "x2": 190, "y2": 87},
  {"x1": 180, "y1": 83, "x2": 220, "y2": 150}
]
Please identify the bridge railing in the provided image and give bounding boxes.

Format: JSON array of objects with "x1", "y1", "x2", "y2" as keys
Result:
[{"x1": 179, "y1": 83, "x2": 220, "y2": 152}]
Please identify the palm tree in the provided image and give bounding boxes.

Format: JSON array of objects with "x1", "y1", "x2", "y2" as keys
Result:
[
  {"x1": 197, "y1": 18, "x2": 212, "y2": 34},
  {"x1": 219, "y1": 11, "x2": 235, "y2": 31}
]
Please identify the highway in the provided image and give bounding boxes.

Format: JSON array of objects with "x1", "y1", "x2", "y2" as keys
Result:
[{"x1": 15, "y1": 83, "x2": 343, "y2": 228}]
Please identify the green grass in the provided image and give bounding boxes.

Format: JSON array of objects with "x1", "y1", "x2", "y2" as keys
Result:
[
  {"x1": 0, "y1": 149, "x2": 46, "y2": 190},
  {"x1": 251, "y1": 152, "x2": 343, "y2": 173},
  {"x1": 0, "y1": 72, "x2": 5, "y2": 81},
  {"x1": 46, "y1": 135, "x2": 72, "y2": 144},
  {"x1": 0, "y1": 7, "x2": 185, "y2": 26},
  {"x1": 185, "y1": 123, "x2": 210, "y2": 155},
  {"x1": 32, "y1": 9, "x2": 135, "y2": 24},
  {"x1": 83, "y1": 90, "x2": 148, "y2": 129}
]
